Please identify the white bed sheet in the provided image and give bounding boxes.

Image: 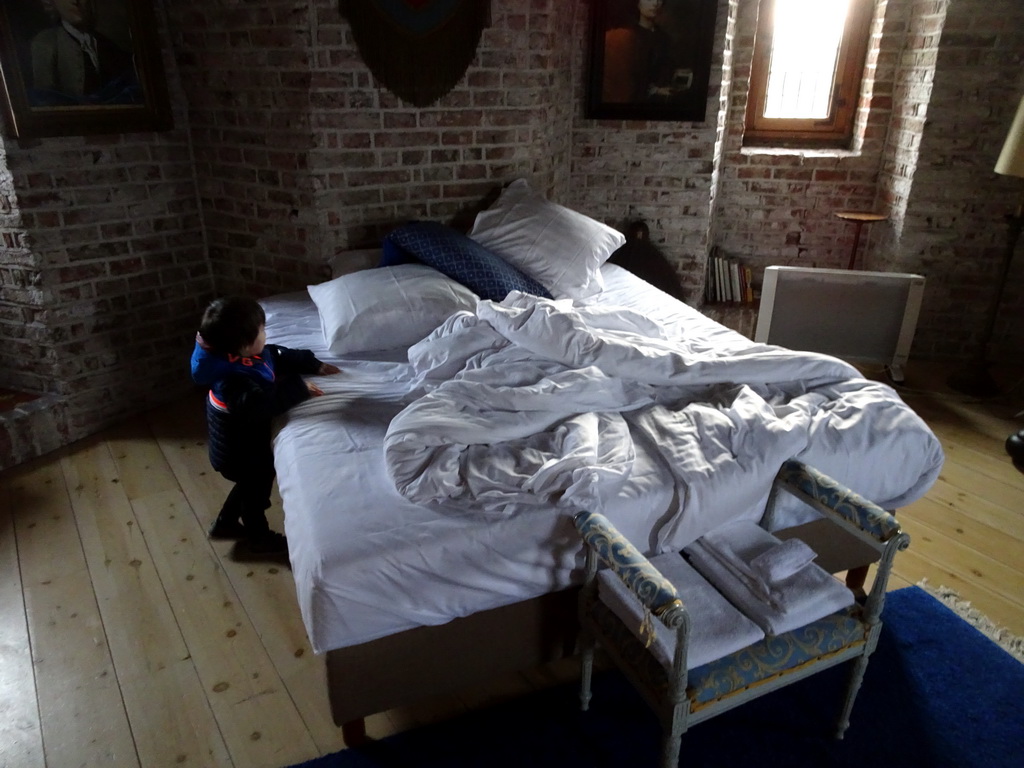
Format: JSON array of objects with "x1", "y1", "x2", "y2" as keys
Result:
[{"x1": 265, "y1": 265, "x2": 940, "y2": 654}]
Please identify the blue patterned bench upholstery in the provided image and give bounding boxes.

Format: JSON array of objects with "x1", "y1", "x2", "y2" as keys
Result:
[
  {"x1": 573, "y1": 460, "x2": 911, "y2": 768},
  {"x1": 688, "y1": 609, "x2": 865, "y2": 706}
]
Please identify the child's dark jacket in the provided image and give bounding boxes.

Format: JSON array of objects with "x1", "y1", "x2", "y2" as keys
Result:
[{"x1": 190, "y1": 338, "x2": 322, "y2": 477}]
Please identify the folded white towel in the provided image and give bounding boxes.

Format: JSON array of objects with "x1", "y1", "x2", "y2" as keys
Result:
[
  {"x1": 750, "y1": 538, "x2": 817, "y2": 584},
  {"x1": 684, "y1": 525, "x2": 854, "y2": 636},
  {"x1": 697, "y1": 521, "x2": 776, "y2": 601},
  {"x1": 597, "y1": 552, "x2": 765, "y2": 670}
]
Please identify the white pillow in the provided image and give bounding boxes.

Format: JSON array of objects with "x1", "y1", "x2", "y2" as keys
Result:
[
  {"x1": 307, "y1": 264, "x2": 478, "y2": 354},
  {"x1": 467, "y1": 179, "x2": 625, "y2": 299}
]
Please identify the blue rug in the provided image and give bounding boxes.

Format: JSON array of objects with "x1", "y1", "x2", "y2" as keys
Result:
[{"x1": 289, "y1": 587, "x2": 1023, "y2": 768}]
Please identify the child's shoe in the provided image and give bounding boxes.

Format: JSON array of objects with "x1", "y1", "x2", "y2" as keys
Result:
[
  {"x1": 247, "y1": 530, "x2": 288, "y2": 554},
  {"x1": 208, "y1": 516, "x2": 246, "y2": 539}
]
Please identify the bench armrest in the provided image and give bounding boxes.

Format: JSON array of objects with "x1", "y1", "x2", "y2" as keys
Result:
[
  {"x1": 574, "y1": 510, "x2": 682, "y2": 618},
  {"x1": 776, "y1": 460, "x2": 903, "y2": 543}
]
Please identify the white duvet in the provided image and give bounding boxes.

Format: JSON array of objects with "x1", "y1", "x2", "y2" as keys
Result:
[{"x1": 385, "y1": 292, "x2": 944, "y2": 552}]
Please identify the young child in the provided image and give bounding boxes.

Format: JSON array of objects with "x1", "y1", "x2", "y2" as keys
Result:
[{"x1": 190, "y1": 296, "x2": 340, "y2": 554}]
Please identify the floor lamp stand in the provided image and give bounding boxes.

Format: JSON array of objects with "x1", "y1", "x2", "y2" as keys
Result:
[{"x1": 948, "y1": 208, "x2": 1023, "y2": 397}]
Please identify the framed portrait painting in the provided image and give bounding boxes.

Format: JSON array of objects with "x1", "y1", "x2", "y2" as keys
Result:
[
  {"x1": 586, "y1": 0, "x2": 719, "y2": 122},
  {"x1": 0, "y1": 0, "x2": 172, "y2": 139}
]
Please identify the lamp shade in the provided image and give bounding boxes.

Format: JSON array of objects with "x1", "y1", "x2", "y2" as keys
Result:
[{"x1": 995, "y1": 95, "x2": 1024, "y2": 178}]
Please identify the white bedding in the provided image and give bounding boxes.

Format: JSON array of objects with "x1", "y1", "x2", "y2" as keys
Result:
[{"x1": 266, "y1": 264, "x2": 943, "y2": 654}]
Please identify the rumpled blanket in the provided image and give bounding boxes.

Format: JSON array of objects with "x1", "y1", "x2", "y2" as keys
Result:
[{"x1": 383, "y1": 292, "x2": 943, "y2": 552}]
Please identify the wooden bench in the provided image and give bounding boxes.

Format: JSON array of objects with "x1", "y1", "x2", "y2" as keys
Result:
[{"x1": 574, "y1": 460, "x2": 910, "y2": 768}]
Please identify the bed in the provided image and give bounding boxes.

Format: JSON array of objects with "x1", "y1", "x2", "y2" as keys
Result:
[{"x1": 262, "y1": 180, "x2": 944, "y2": 739}]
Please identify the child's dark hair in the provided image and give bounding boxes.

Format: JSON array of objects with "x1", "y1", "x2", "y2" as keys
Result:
[{"x1": 199, "y1": 296, "x2": 266, "y2": 354}]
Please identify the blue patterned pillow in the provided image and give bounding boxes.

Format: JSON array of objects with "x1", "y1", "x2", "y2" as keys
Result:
[{"x1": 382, "y1": 221, "x2": 553, "y2": 301}]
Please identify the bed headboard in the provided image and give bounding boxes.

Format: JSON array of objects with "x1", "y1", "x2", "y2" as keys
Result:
[{"x1": 329, "y1": 248, "x2": 383, "y2": 278}]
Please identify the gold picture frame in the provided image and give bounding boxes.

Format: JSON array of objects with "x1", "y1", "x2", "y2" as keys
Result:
[{"x1": 0, "y1": 0, "x2": 172, "y2": 139}]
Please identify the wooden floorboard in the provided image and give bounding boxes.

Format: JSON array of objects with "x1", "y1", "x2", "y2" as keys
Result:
[
  {"x1": 11, "y1": 456, "x2": 140, "y2": 768},
  {"x1": 60, "y1": 437, "x2": 232, "y2": 767},
  {"x1": 127, "y1": 488, "x2": 315, "y2": 768},
  {"x1": 145, "y1": 397, "x2": 355, "y2": 755},
  {"x1": 2, "y1": 361, "x2": 1022, "y2": 766},
  {"x1": 0, "y1": 462, "x2": 45, "y2": 768}
]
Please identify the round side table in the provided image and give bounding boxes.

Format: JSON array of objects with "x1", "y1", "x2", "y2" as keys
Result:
[{"x1": 835, "y1": 211, "x2": 887, "y2": 270}]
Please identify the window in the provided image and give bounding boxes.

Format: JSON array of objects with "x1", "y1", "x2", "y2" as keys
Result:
[{"x1": 744, "y1": 0, "x2": 873, "y2": 148}]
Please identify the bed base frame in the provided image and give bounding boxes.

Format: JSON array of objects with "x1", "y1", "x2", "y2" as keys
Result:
[{"x1": 327, "y1": 588, "x2": 580, "y2": 743}]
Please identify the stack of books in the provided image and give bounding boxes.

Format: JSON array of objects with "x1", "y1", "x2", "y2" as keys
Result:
[{"x1": 706, "y1": 254, "x2": 755, "y2": 304}]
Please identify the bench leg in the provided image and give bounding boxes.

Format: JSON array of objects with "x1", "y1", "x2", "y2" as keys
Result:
[
  {"x1": 845, "y1": 565, "x2": 870, "y2": 598},
  {"x1": 836, "y1": 653, "x2": 871, "y2": 739},
  {"x1": 579, "y1": 631, "x2": 595, "y2": 712},
  {"x1": 342, "y1": 718, "x2": 367, "y2": 747},
  {"x1": 661, "y1": 728, "x2": 682, "y2": 768}
]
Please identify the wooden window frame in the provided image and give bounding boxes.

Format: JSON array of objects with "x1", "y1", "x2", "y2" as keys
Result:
[{"x1": 744, "y1": 0, "x2": 873, "y2": 148}]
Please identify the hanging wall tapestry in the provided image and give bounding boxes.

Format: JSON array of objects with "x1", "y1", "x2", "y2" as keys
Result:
[{"x1": 340, "y1": 0, "x2": 490, "y2": 108}]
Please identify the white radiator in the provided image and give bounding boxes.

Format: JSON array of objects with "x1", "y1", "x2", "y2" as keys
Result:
[{"x1": 754, "y1": 266, "x2": 925, "y2": 383}]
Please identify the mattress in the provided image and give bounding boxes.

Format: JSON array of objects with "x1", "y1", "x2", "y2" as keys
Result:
[{"x1": 265, "y1": 264, "x2": 941, "y2": 654}]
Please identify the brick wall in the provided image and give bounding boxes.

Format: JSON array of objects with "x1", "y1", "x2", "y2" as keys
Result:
[
  {"x1": 0, "y1": 155, "x2": 45, "y2": 397},
  {"x1": 166, "y1": 0, "x2": 579, "y2": 296},
  {"x1": 879, "y1": 0, "x2": 1024, "y2": 360},
  {"x1": 571, "y1": 0, "x2": 1022, "y2": 358},
  {"x1": 568, "y1": 1, "x2": 732, "y2": 304},
  {"x1": 1, "y1": 0, "x2": 1022, "y2": 470},
  {"x1": 875, "y1": 0, "x2": 936, "y2": 246},
  {"x1": 874, "y1": 0, "x2": 947, "y2": 352},
  {"x1": 0, "y1": 1, "x2": 210, "y2": 469},
  {"x1": 0, "y1": 121, "x2": 209, "y2": 433},
  {"x1": 710, "y1": 0, "x2": 890, "y2": 277}
]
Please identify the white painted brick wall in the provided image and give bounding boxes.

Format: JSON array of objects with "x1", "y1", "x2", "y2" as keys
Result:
[{"x1": 1, "y1": 0, "x2": 1021, "y2": 469}]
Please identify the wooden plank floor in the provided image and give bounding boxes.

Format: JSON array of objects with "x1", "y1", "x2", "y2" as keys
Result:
[{"x1": 1, "y1": 363, "x2": 1021, "y2": 767}]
